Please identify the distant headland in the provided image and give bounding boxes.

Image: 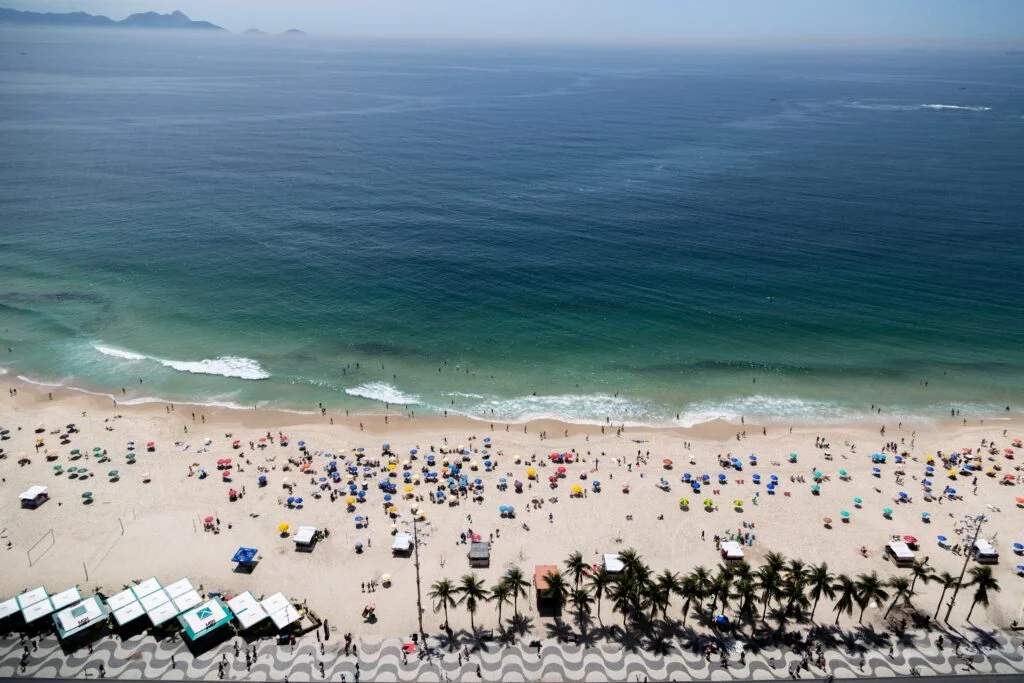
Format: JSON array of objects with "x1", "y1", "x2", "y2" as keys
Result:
[{"x1": 0, "y1": 8, "x2": 308, "y2": 35}]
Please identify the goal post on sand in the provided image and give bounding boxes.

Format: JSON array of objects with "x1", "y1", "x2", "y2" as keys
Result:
[{"x1": 27, "y1": 528, "x2": 55, "y2": 567}]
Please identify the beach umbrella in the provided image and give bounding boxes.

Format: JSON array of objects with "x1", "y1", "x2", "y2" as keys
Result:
[
  {"x1": 346, "y1": 496, "x2": 356, "y2": 505},
  {"x1": 811, "y1": 484, "x2": 820, "y2": 493},
  {"x1": 714, "y1": 615, "x2": 729, "y2": 626},
  {"x1": 383, "y1": 494, "x2": 392, "y2": 502},
  {"x1": 1016, "y1": 497, "x2": 1024, "y2": 506},
  {"x1": 718, "y1": 474, "x2": 727, "y2": 482},
  {"x1": 921, "y1": 511, "x2": 931, "y2": 521},
  {"x1": 770, "y1": 474, "x2": 778, "y2": 482},
  {"x1": 938, "y1": 535, "x2": 948, "y2": 546},
  {"x1": 947, "y1": 487, "x2": 957, "y2": 496},
  {"x1": 733, "y1": 499, "x2": 743, "y2": 507},
  {"x1": 53, "y1": 465, "x2": 63, "y2": 473},
  {"x1": 78, "y1": 467, "x2": 88, "y2": 474},
  {"x1": 840, "y1": 510, "x2": 850, "y2": 519},
  {"x1": 287, "y1": 497, "x2": 296, "y2": 506},
  {"x1": 839, "y1": 469, "x2": 848, "y2": 478},
  {"x1": 872, "y1": 467, "x2": 881, "y2": 476},
  {"x1": 108, "y1": 469, "x2": 119, "y2": 477},
  {"x1": 751, "y1": 474, "x2": 761, "y2": 484},
  {"x1": 279, "y1": 523, "x2": 289, "y2": 533},
  {"x1": 93, "y1": 446, "x2": 102, "y2": 453},
  {"x1": 527, "y1": 468, "x2": 537, "y2": 478},
  {"x1": 557, "y1": 466, "x2": 567, "y2": 475},
  {"x1": 663, "y1": 459, "x2": 673, "y2": 468},
  {"x1": 146, "y1": 441, "x2": 155, "y2": 449},
  {"x1": 813, "y1": 470, "x2": 823, "y2": 479},
  {"x1": 823, "y1": 516, "x2": 832, "y2": 525},
  {"x1": 82, "y1": 491, "x2": 93, "y2": 499},
  {"x1": 679, "y1": 498, "x2": 689, "y2": 507},
  {"x1": 904, "y1": 535, "x2": 918, "y2": 545},
  {"x1": 703, "y1": 498, "x2": 713, "y2": 508},
  {"x1": 883, "y1": 507, "x2": 893, "y2": 517},
  {"x1": 682, "y1": 473, "x2": 692, "y2": 481},
  {"x1": 853, "y1": 496, "x2": 863, "y2": 506},
  {"x1": 204, "y1": 516, "x2": 214, "y2": 524},
  {"x1": 1013, "y1": 543, "x2": 1023, "y2": 554},
  {"x1": 701, "y1": 474, "x2": 710, "y2": 482},
  {"x1": 899, "y1": 491, "x2": 909, "y2": 499}
]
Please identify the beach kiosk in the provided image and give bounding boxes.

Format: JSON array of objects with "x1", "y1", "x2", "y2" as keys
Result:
[
  {"x1": 178, "y1": 598, "x2": 233, "y2": 650},
  {"x1": 293, "y1": 526, "x2": 318, "y2": 552},
  {"x1": 720, "y1": 541, "x2": 745, "y2": 561},
  {"x1": 885, "y1": 541, "x2": 916, "y2": 567},
  {"x1": 392, "y1": 532, "x2": 413, "y2": 556},
  {"x1": 973, "y1": 539, "x2": 999, "y2": 564},
  {"x1": 603, "y1": 553, "x2": 625, "y2": 574},
  {"x1": 19, "y1": 485, "x2": 49, "y2": 509},
  {"x1": 53, "y1": 595, "x2": 109, "y2": 645},
  {"x1": 0, "y1": 596, "x2": 20, "y2": 626},
  {"x1": 468, "y1": 541, "x2": 490, "y2": 568},
  {"x1": 261, "y1": 592, "x2": 301, "y2": 632}
]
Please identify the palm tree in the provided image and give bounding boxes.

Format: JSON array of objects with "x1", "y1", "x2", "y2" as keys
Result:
[
  {"x1": 570, "y1": 587, "x2": 593, "y2": 636},
  {"x1": 587, "y1": 566, "x2": 612, "y2": 625},
  {"x1": 884, "y1": 576, "x2": 913, "y2": 618},
  {"x1": 428, "y1": 578, "x2": 457, "y2": 629},
  {"x1": 932, "y1": 571, "x2": 959, "y2": 621},
  {"x1": 504, "y1": 566, "x2": 531, "y2": 620},
  {"x1": 565, "y1": 551, "x2": 587, "y2": 592},
  {"x1": 710, "y1": 567, "x2": 735, "y2": 615},
  {"x1": 784, "y1": 559, "x2": 810, "y2": 615},
  {"x1": 735, "y1": 576, "x2": 759, "y2": 622},
  {"x1": 688, "y1": 565, "x2": 713, "y2": 614},
  {"x1": 833, "y1": 574, "x2": 857, "y2": 625},
  {"x1": 609, "y1": 577, "x2": 634, "y2": 626},
  {"x1": 490, "y1": 580, "x2": 513, "y2": 626},
  {"x1": 757, "y1": 564, "x2": 783, "y2": 619},
  {"x1": 678, "y1": 572, "x2": 700, "y2": 626},
  {"x1": 854, "y1": 571, "x2": 889, "y2": 624},
  {"x1": 542, "y1": 569, "x2": 570, "y2": 619},
  {"x1": 807, "y1": 562, "x2": 836, "y2": 622},
  {"x1": 456, "y1": 573, "x2": 490, "y2": 633},
  {"x1": 964, "y1": 566, "x2": 1000, "y2": 623},
  {"x1": 908, "y1": 558, "x2": 933, "y2": 593},
  {"x1": 653, "y1": 570, "x2": 682, "y2": 621},
  {"x1": 763, "y1": 551, "x2": 788, "y2": 574}
]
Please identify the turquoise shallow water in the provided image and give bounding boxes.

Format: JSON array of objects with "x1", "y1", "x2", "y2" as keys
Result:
[{"x1": 1, "y1": 31, "x2": 1023, "y2": 424}]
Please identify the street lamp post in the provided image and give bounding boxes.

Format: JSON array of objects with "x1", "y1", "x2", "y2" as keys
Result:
[
  {"x1": 413, "y1": 515, "x2": 426, "y2": 642},
  {"x1": 944, "y1": 513, "x2": 985, "y2": 623}
]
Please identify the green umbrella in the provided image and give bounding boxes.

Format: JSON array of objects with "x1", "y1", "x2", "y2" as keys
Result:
[
  {"x1": 813, "y1": 470, "x2": 823, "y2": 478},
  {"x1": 839, "y1": 469, "x2": 848, "y2": 477},
  {"x1": 70, "y1": 449, "x2": 80, "y2": 455},
  {"x1": 853, "y1": 496, "x2": 863, "y2": 505},
  {"x1": 108, "y1": 470, "x2": 119, "y2": 477},
  {"x1": 811, "y1": 484, "x2": 821, "y2": 492},
  {"x1": 93, "y1": 447, "x2": 102, "y2": 452},
  {"x1": 78, "y1": 467, "x2": 88, "y2": 474},
  {"x1": 82, "y1": 491, "x2": 92, "y2": 498},
  {"x1": 53, "y1": 465, "x2": 63, "y2": 473},
  {"x1": 883, "y1": 507, "x2": 893, "y2": 516},
  {"x1": 840, "y1": 510, "x2": 850, "y2": 518}
]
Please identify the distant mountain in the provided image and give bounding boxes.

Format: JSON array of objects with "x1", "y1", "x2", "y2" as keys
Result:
[
  {"x1": 243, "y1": 28, "x2": 267, "y2": 35},
  {"x1": 280, "y1": 28, "x2": 307, "y2": 37},
  {"x1": 0, "y1": 7, "x2": 224, "y2": 30}
]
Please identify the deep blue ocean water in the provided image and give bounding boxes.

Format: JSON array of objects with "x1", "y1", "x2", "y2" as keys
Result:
[{"x1": 1, "y1": 30, "x2": 1023, "y2": 424}]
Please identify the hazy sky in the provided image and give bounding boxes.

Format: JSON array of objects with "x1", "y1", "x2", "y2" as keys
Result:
[{"x1": 10, "y1": 0, "x2": 1024, "y2": 43}]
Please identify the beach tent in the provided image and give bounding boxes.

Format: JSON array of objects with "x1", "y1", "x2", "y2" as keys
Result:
[
  {"x1": 603, "y1": 553, "x2": 625, "y2": 573},
  {"x1": 293, "y1": 526, "x2": 318, "y2": 550},
  {"x1": 973, "y1": 539, "x2": 999, "y2": 564},
  {"x1": 227, "y1": 591, "x2": 268, "y2": 630},
  {"x1": 232, "y1": 547, "x2": 260, "y2": 571},
  {"x1": 178, "y1": 598, "x2": 232, "y2": 642},
  {"x1": 53, "y1": 595, "x2": 108, "y2": 640},
  {"x1": 131, "y1": 577, "x2": 163, "y2": 600},
  {"x1": 885, "y1": 541, "x2": 915, "y2": 566},
  {"x1": 261, "y1": 592, "x2": 301, "y2": 630},
  {"x1": 468, "y1": 541, "x2": 490, "y2": 568},
  {"x1": 392, "y1": 533, "x2": 413, "y2": 555},
  {"x1": 112, "y1": 601, "x2": 146, "y2": 627},
  {"x1": 533, "y1": 565, "x2": 558, "y2": 592},
  {"x1": 720, "y1": 541, "x2": 745, "y2": 561},
  {"x1": 19, "y1": 485, "x2": 49, "y2": 509}
]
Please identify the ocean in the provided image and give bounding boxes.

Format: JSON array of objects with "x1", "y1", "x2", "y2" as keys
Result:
[{"x1": 1, "y1": 30, "x2": 1023, "y2": 426}]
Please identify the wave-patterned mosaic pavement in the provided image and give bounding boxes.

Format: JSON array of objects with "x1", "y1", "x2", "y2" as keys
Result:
[{"x1": 0, "y1": 627, "x2": 1022, "y2": 681}]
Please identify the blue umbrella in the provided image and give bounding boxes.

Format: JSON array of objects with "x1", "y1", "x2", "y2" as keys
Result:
[
  {"x1": 232, "y1": 547, "x2": 258, "y2": 564},
  {"x1": 938, "y1": 535, "x2": 948, "y2": 543},
  {"x1": 384, "y1": 494, "x2": 392, "y2": 502},
  {"x1": 872, "y1": 467, "x2": 881, "y2": 475},
  {"x1": 329, "y1": 460, "x2": 338, "y2": 468},
  {"x1": 714, "y1": 615, "x2": 729, "y2": 625},
  {"x1": 894, "y1": 455, "x2": 903, "y2": 463},
  {"x1": 484, "y1": 460, "x2": 492, "y2": 468},
  {"x1": 484, "y1": 438, "x2": 491, "y2": 443},
  {"x1": 499, "y1": 505, "x2": 508, "y2": 513},
  {"x1": 298, "y1": 441, "x2": 306, "y2": 448},
  {"x1": 593, "y1": 481, "x2": 601, "y2": 487},
  {"x1": 701, "y1": 474, "x2": 710, "y2": 482},
  {"x1": 258, "y1": 475, "x2": 267, "y2": 483},
  {"x1": 348, "y1": 466, "x2": 358, "y2": 474},
  {"x1": 499, "y1": 477, "x2": 507, "y2": 483},
  {"x1": 692, "y1": 483, "x2": 701, "y2": 491},
  {"x1": 287, "y1": 497, "x2": 296, "y2": 505},
  {"x1": 718, "y1": 474, "x2": 727, "y2": 482},
  {"x1": 474, "y1": 478, "x2": 483, "y2": 486},
  {"x1": 749, "y1": 455, "x2": 757, "y2": 462},
  {"x1": 355, "y1": 516, "x2": 365, "y2": 522},
  {"x1": 349, "y1": 483, "x2": 358, "y2": 491},
  {"x1": 382, "y1": 443, "x2": 390, "y2": 450},
  {"x1": 899, "y1": 491, "x2": 908, "y2": 499},
  {"x1": 922, "y1": 479, "x2": 933, "y2": 487},
  {"x1": 410, "y1": 449, "x2": 417, "y2": 455},
  {"x1": 295, "y1": 498, "x2": 303, "y2": 506},
  {"x1": 947, "y1": 488, "x2": 957, "y2": 495},
  {"x1": 356, "y1": 447, "x2": 365, "y2": 452},
  {"x1": 752, "y1": 474, "x2": 761, "y2": 483},
  {"x1": 766, "y1": 483, "x2": 775, "y2": 491},
  {"x1": 403, "y1": 471, "x2": 411, "y2": 479},
  {"x1": 682, "y1": 473, "x2": 692, "y2": 481},
  {"x1": 770, "y1": 474, "x2": 779, "y2": 482}
]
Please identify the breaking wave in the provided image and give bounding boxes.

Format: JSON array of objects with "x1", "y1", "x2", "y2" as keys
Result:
[
  {"x1": 345, "y1": 382, "x2": 420, "y2": 405},
  {"x1": 92, "y1": 343, "x2": 270, "y2": 380}
]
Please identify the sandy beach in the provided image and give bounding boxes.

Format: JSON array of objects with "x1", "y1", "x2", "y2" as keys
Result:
[{"x1": 2, "y1": 374, "x2": 1023, "y2": 643}]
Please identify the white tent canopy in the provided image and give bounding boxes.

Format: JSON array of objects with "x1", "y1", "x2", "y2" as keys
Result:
[
  {"x1": 147, "y1": 601, "x2": 179, "y2": 627},
  {"x1": 269, "y1": 604, "x2": 301, "y2": 630},
  {"x1": 603, "y1": 553, "x2": 624, "y2": 573},
  {"x1": 22, "y1": 600, "x2": 55, "y2": 623},
  {"x1": 392, "y1": 533, "x2": 413, "y2": 552},
  {"x1": 17, "y1": 587, "x2": 49, "y2": 609},
  {"x1": 112, "y1": 601, "x2": 146, "y2": 627},
  {"x1": 721, "y1": 541, "x2": 745, "y2": 560},
  {"x1": 19, "y1": 485, "x2": 48, "y2": 501},
  {"x1": 0, "y1": 598, "x2": 19, "y2": 620},
  {"x1": 140, "y1": 589, "x2": 170, "y2": 613},
  {"x1": 164, "y1": 578, "x2": 195, "y2": 600},
  {"x1": 293, "y1": 526, "x2": 317, "y2": 545},
  {"x1": 54, "y1": 595, "x2": 107, "y2": 639},
  {"x1": 131, "y1": 577, "x2": 162, "y2": 600},
  {"x1": 50, "y1": 586, "x2": 83, "y2": 611},
  {"x1": 173, "y1": 590, "x2": 203, "y2": 613},
  {"x1": 106, "y1": 588, "x2": 138, "y2": 612},
  {"x1": 228, "y1": 591, "x2": 268, "y2": 630}
]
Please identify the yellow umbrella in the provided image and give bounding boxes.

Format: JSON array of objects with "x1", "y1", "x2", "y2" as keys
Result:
[
  {"x1": 733, "y1": 499, "x2": 743, "y2": 507},
  {"x1": 346, "y1": 496, "x2": 356, "y2": 505},
  {"x1": 404, "y1": 485, "x2": 414, "y2": 492},
  {"x1": 571, "y1": 485, "x2": 583, "y2": 494},
  {"x1": 527, "y1": 468, "x2": 537, "y2": 478},
  {"x1": 387, "y1": 463, "x2": 397, "y2": 471},
  {"x1": 278, "y1": 523, "x2": 289, "y2": 533},
  {"x1": 388, "y1": 506, "x2": 397, "y2": 514}
]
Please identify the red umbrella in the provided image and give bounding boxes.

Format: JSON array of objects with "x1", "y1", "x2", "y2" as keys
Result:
[
  {"x1": 557, "y1": 466, "x2": 567, "y2": 474},
  {"x1": 146, "y1": 441, "x2": 155, "y2": 448},
  {"x1": 222, "y1": 471, "x2": 231, "y2": 478},
  {"x1": 259, "y1": 437, "x2": 267, "y2": 443},
  {"x1": 548, "y1": 475, "x2": 558, "y2": 483},
  {"x1": 402, "y1": 643, "x2": 417, "y2": 653},
  {"x1": 204, "y1": 516, "x2": 214, "y2": 524},
  {"x1": 565, "y1": 455, "x2": 574, "y2": 463},
  {"x1": 903, "y1": 535, "x2": 918, "y2": 545},
  {"x1": 663, "y1": 459, "x2": 673, "y2": 467},
  {"x1": 232, "y1": 440, "x2": 240, "y2": 448},
  {"x1": 1005, "y1": 448, "x2": 1015, "y2": 456}
]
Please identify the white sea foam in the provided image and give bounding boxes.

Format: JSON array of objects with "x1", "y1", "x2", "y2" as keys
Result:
[
  {"x1": 443, "y1": 391, "x2": 485, "y2": 399},
  {"x1": 92, "y1": 344, "x2": 147, "y2": 361},
  {"x1": 0, "y1": 367, "x2": 7, "y2": 375},
  {"x1": 675, "y1": 395, "x2": 849, "y2": 428},
  {"x1": 345, "y1": 382, "x2": 420, "y2": 405},
  {"x1": 446, "y1": 393, "x2": 663, "y2": 427},
  {"x1": 16, "y1": 375, "x2": 65, "y2": 388},
  {"x1": 92, "y1": 343, "x2": 269, "y2": 380},
  {"x1": 920, "y1": 104, "x2": 991, "y2": 111},
  {"x1": 842, "y1": 101, "x2": 992, "y2": 113}
]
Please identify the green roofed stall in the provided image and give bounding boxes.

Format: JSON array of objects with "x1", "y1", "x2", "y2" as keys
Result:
[
  {"x1": 53, "y1": 595, "x2": 108, "y2": 639},
  {"x1": 177, "y1": 598, "x2": 232, "y2": 641}
]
